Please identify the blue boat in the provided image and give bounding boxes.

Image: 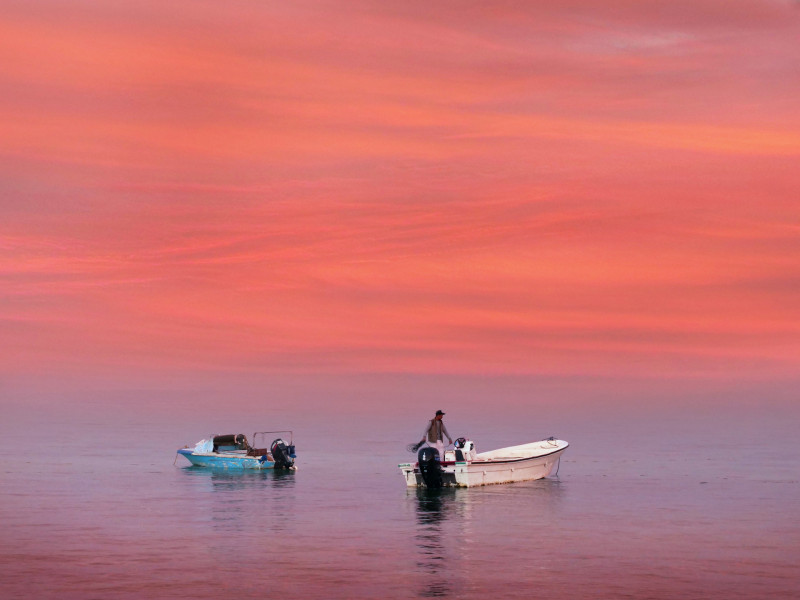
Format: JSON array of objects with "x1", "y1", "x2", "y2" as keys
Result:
[{"x1": 177, "y1": 431, "x2": 296, "y2": 470}]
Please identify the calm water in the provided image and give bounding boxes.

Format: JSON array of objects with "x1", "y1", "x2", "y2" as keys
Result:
[{"x1": 2, "y1": 392, "x2": 798, "y2": 599}]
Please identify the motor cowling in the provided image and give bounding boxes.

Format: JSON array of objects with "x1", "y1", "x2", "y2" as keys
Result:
[
  {"x1": 417, "y1": 446, "x2": 443, "y2": 488},
  {"x1": 271, "y1": 438, "x2": 295, "y2": 469}
]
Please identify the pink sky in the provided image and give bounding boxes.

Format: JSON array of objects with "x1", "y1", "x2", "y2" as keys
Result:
[{"x1": 1, "y1": 1, "x2": 799, "y2": 389}]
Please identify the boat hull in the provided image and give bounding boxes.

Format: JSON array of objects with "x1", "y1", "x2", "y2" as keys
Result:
[
  {"x1": 177, "y1": 448, "x2": 276, "y2": 469},
  {"x1": 399, "y1": 439, "x2": 568, "y2": 488}
]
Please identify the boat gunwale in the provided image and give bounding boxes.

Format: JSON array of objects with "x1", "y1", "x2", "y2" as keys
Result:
[
  {"x1": 178, "y1": 449, "x2": 269, "y2": 459},
  {"x1": 472, "y1": 443, "x2": 568, "y2": 465}
]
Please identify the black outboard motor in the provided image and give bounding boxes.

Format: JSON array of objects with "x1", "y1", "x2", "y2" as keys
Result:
[
  {"x1": 271, "y1": 438, "x2": 295, "y2": 470},
  {"x1": 417, "y1": 446, "x2": 443, "y2": 488}
]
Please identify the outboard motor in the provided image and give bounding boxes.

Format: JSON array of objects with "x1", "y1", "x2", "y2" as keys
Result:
[
  {"x1": 417, "y1": 446, "x2": 443, "y2": 488},
  {"x1": 271, "y1": 438, "x2": 295, "y2": 470}
]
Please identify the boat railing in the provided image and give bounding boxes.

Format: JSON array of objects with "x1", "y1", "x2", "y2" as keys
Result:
[{"x1": 252, "y1": 430, "x2": 293, "y2": 447}]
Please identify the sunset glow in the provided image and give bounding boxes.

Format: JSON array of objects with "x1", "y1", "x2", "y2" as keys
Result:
[{"x1": 2, "y1": 1, "x2": 799, "y2": 387}]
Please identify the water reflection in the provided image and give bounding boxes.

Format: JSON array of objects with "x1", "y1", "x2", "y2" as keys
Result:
[
  {"x1": 410, "y1": 479, "x2": 566, "y2": 597},
  {"x1": 176, "y1": 467, "x2": 296, "y2": 534},
  {"x1": 414, "y1": 488, "x2": 460, "y2": 598},
  {"x1": 178, "y1": 465, "x2": 296, "y2": 490}
]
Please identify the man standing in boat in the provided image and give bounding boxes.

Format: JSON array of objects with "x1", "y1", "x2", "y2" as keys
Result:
[{"x1": 420, "y1": 410, "x2": 453, "y2": 458}]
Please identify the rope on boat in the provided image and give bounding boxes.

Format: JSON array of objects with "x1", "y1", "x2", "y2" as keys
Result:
[{"x1": 173, "y1": 445, "x2": 189, "y2": 466}]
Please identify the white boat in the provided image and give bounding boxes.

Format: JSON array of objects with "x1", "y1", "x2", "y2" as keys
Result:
[
  {"x1": 177, "y1": 431, "x2": 296, "y2": 470},
  {"x1": 399, "y1": 437, "x2": 568, "y2": 488}
]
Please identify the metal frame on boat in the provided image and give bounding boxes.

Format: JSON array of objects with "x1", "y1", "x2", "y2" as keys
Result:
[
  {"x1": 399, "y1": 437, "x2": 568, "y2": 488},
  {"x1": 177, "y1": 430, "x2": 296, "y2": 470}
]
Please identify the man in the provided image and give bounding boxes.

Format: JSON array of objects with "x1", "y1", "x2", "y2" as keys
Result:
[{"x1": 420, "y1": 410, "x2": 453, "y2": 458}]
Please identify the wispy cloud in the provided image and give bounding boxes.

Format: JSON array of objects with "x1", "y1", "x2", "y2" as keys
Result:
[{"x1": 1, "y1": 1, "x2": 798, "y2": 382}]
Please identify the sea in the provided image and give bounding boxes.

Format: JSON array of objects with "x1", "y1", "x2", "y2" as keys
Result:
[{"x1": 2, "y1": 382, "x2": 798, "y2": 599}]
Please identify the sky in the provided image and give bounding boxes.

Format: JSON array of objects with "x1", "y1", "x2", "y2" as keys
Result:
[{"x1": 1, "y1": 1, "x2": 799, "y2": 404}]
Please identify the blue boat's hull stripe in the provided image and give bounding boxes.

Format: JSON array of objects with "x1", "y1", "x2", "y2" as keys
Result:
[{"x1": 176, "y1": 449, "x2": 276, "y2": 469}]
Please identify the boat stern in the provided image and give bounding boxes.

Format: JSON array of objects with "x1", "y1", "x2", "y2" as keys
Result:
[
  {"x1": 399, "y1": 461, "x2": 462, "y2": 487},
  {"x1": 399, "y1": 463, "x2": 421, "y2": 486}
]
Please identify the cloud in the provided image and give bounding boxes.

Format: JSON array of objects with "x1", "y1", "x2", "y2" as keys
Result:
[{"x1": 0, "y1": 0, "x2": 798, "y2": 382}]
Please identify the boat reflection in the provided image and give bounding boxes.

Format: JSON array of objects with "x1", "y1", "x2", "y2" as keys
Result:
[
  {"x1": 413, "y1": 488, "x2": 461, "y2": 598},
  {"x1": 177, "y1": 466, "x2": 297, "y2": 535},
  {"x1": 410, "y1": 477, "x2": 566, "y2": 597},
  {"x1": 178, "y1": 464, "x2": 296, "y2": 489}
]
